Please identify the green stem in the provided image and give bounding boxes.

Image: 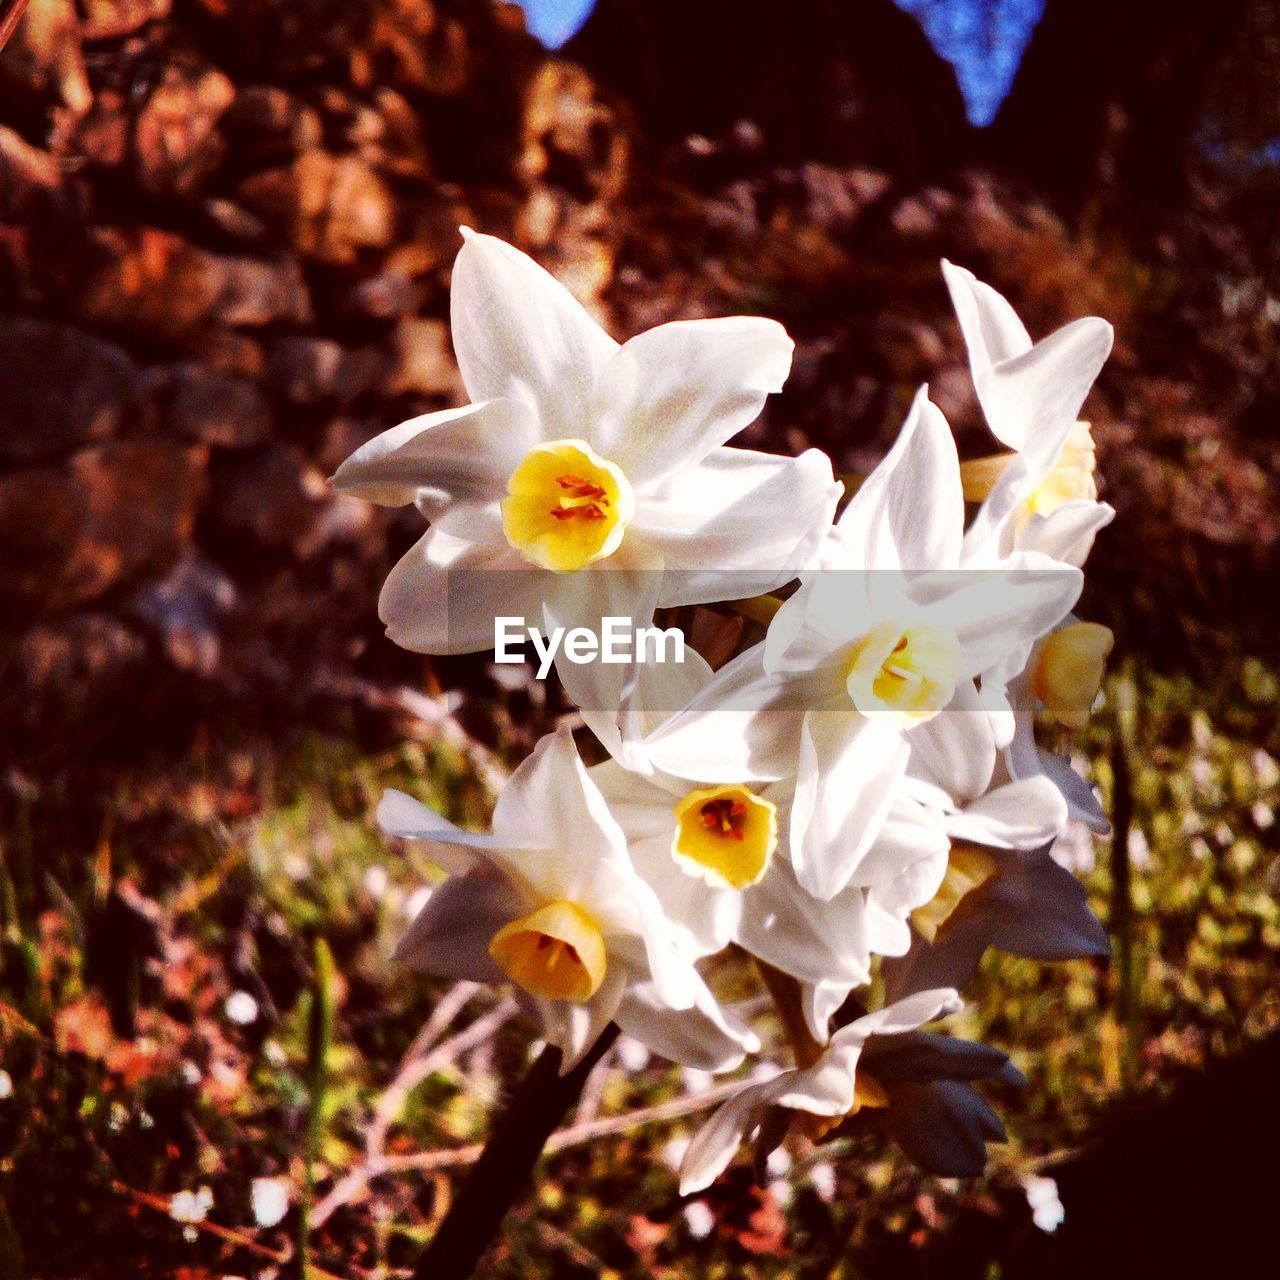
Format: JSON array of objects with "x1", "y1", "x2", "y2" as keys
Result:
[
  {"x1": 410, "y1": 1024, "x2": 620, "y2": 1280},
  {"x1": 299, "y1": 939, "x2": 336, "y2": 1280}
]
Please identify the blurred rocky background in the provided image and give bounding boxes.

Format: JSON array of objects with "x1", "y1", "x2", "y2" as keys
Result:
[
  {"x1": 2, "y1": 4, "x2": 1279, "y2": 1278},
  {"x1": 1, "y1": 0, "x2": 1277, "y2": 760}
]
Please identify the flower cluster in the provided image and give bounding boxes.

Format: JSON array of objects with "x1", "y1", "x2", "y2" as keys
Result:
[{"x1": 334, "y1": 232, "x2": 1116, "y2": 1192}]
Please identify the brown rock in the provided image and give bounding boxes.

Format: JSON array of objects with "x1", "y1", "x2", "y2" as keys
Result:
[
  {"x1": 213, "y1": 254, "x2": 312, "y2": 327},
  {"x1": 385, "y1": 317, "x2": 461, "y2": 399},
  {"x1": 220, "y1": 85, "x2": 322, "y2": 167},
  {"x1": 166, "y1": 364, "x2": 272, "y2": 448},
  {"x1": 70, "y1": 90, "x2": 131, "y2": 168},
  {"x1": 12, "y1": 613, "x2": 149, "y2": 735},
  {"x1": 0, "y1": 440, "x2": 205, "y2": 611},
  {"x1": 0, "y1": 0, "x2": 92, "y2": 115},
  {"x1": 363, "y1": 2, "x2": 471, "y2": 96},
  {"x1": 216, "y1": 443, "x2": 331, "y2": 553},
  {"x1": 238, "y1": 151, "x2": 396, "y2": 264},
  {"x1": 134, "y1": 63, "x2": 236, "y2": 197},
  {"x1": 73, "y1": 228, "x2": 226, "y2": 339},
  {"x1": 200, "y1": 197, "x2": 269, "y2": 244},
  {"x1": 80, "y1": 0, "x2": 171, "y2": 41},
  {"x1": 0, "y1": 317, "x2": 139, "y2": 463},
  {"x1": 267, "y1": 335, "x2": 387, "y2": 406},
  {"x1": 337, "y1": 271, "x2": 422, "y2": 321},
  {"x1": 129, "y1": 550, "x2": 237, "y2": 677},
  {"x1": 0, "y1": 127, "x2": 68, "y2": 222},
  {"x1": 73, "y1": 228, "x2": 311, "y2": 341}
]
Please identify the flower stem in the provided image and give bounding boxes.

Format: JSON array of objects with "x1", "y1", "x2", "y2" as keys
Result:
[
  {"x1": 410, "y1": 1023, "x2": 620, "y2": 1280},
  {"x1": 300, "y1": 939, "x2": 336, "y2": 1280}
]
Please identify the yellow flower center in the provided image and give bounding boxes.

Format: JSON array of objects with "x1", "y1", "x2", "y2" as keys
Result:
[
  {"x1": 488, "y1": 900, "x2": 607, "y2": 1003},
  {"x1": 1033, "y1": 621, "x2": 1114, "y2": 730},
  {"x1": 845, "y1": 620, "x2": 960, "y2": 722},
  {"x1": 672, "y1": 785, "x2": 778, "y2": 889},
  {"x1": 958, "y1": 422, "x2": 1097, "y2": 522},
  {"x1": 910, "y1": 843, "x2": 1002, "y2": 943},
  {"x1": 1027, "y1": 421, "x2": 1097, "y2": 518},
  {"x1": 501, "y1": 439, "x2": 634, "y2": 572}
]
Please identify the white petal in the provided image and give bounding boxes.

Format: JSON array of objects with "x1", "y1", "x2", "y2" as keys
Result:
[
  {"x1": 330, "y1": 399, "x2": 538, "y2": 513},
  {"x1": 607, "y1": 646, "x2": 716, "y2": 774},
  {"x1": 392, "y1": 869, "x2": 522, "y2": 979},
  {"x1": 906, "y1": 680, "x2": 997, "y2": 803},
  {"x1": 981, "y1": 317, "x2": 1113, "y2": 473},
  {"x1": 914, "y1": 556, "x2": 1082, "y2": 678},
  {"x1": 450, "y1": 230, "x2": 618, "y2": 437},
  {"x1": 1007, "y1": 711, "x2": 1110, "y2": 834},
  {"x1": 797, "y1": 979, "x2": 858, "y2": 1044},
  {"x1": 945, "y1": 260, "x2": 1110, "y2": 460},
  {"x1": 529, "y1": 962, "x2": 630, "y2": 1073},
  {"x1": 790, "y1": 712, "x2": 910, "y2": 899},
  {"x1": 945, "y1": 777, "x2": 1067, "y2": 850},
  {"x1": 594, "y1": 317, "x2": 793, "y2": 485},
  {"x1": 680, "y1": 1075, "x2": 786, "y2": 1194},
  {"x1": 615, "y1": 972, "x2": 760, "y2": 1072},
  {"x1": 543, "y1": 549, "x2": 664, "y2": 761},
  {"x1": 625, "y1": 832, "x2": 738, "y2": 957},
  {"x1": 829, "y1": 389, "x2": 963, "y2": 572},
  {"x1": 639, "y1": 447, "x2": 840, "y2": 605},
  {"x1": 645, "y1": 645, "x2": 833, "y2": 783},
  {"x1": 737, "y1": 857, "x2": 871, "y2": 987},
  {"x1": 379, "y1": 527, "x2": 545, "y2": 655},
  {"x1": 1019, "y1": 500, "x2": 1115, "y2": 568},
  {"x1": 490, "y1": 729, "x2": 633, "y2": 919},
  {"x1": 839, "y1": 987, "x2": 962, "y2": 1044},
  {"x1": 942, "y1": 260, "x2": 1032, "y2": 375},
  {"x1": 377, "y1": 789, "x2": 532, "y2": 874}
]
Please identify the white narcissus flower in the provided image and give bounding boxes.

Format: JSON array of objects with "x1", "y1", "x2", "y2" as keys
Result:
[
  {"x1": 878, "y1": 690, "x2": 1108, "y2": 998},
  {"x1": 379, "y1": 728, "x2": 755, "y2": 1071},
  {"x1": 331, "y1": 230, "x2": 841, "y2": 759},
  {"x1": 590, "y1": 657, "x2": 949, "y2": 996},
  {"x1": 647, "y1": 389, "x2": 1082, "y2": 900},
  {"x1": 679, "y1": 989, "x2": 962, "y2": 1193},
  {"x1": 943, "y1": 262, "x2": 1116, "y2": 820},
  {"x1": 942, "y1": 260, "x2": 1115, "y2": 570}
]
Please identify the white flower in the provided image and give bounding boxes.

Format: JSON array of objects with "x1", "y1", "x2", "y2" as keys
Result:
[
  {"x1": 224, "y1": 991, "x2": 259, "y2": 1026},
  {"x1": 250, "y1": 1177, "x2": 290, "y2": 1229},
  {"x1": 379, "y1": 727, "x2": 752, "y2": 1071},
  {"x1": 647, "y1": 389, "x2": 1081, "y2": 900},
  {"x1": 332, "y1": 230, "x2": 840, "y2": 757},
  {"x1": 590, "y1": 657, "x2": 950, "y2": 999},
  {"x1": 1025, "y1": 1174, "x2": 1065, "y2": 1233},
  {"x1": 942, "y1": 260, "x2": 1114, "y2": 569},
  {"x1": 170, "y1": 1186, "x2": 213, "y2": 1224},
  {"x1": 679, "y1": 989, "x2": 961, "y2": 1193}
]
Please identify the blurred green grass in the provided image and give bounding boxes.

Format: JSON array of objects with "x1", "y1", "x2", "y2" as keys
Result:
[{"x1": 0, "y1": 654, "x2": 1277, "y2": 1278}]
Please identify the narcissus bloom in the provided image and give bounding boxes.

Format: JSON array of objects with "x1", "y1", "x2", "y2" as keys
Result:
[
  {"x1": 679, "y1": 988, "x2": 962, "y2": 1193},
  {"x1": 332, "y1": 230, "x2": 840, "y2": 757},
  {"x1": 647, "y1": 389, "x2": 1082, "y2": 899},
  {"x1": 943, "y1": 260, "x2": 1115, "y2": 569},
  {"x1": 379, "y1": 728, "x2": 755, "y2": 1070}
]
